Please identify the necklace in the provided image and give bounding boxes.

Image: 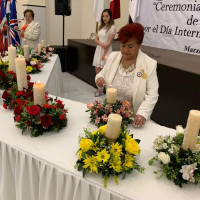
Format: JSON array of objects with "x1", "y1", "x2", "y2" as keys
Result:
[{"x1": 120, "y1": 58, "x2": 136, "y2": 74}]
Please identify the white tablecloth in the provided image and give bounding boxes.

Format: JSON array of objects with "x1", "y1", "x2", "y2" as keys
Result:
[
  {"x1": 0, "y1": 98, "x2": 199, "y2": 200},
  {"x1": 0, "y1": 54, "x2": 63, "y2": 105}
]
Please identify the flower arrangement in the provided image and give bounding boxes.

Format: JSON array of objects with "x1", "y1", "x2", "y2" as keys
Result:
[
  {"x1": 2, "y1": 80, "x2": 35, "y2": 109},
  {"x1": 30, "y1": 45, "x2": 54, "y2": 63},
  {"x1": 75, "y1": 125, "x2": 144, "y2": 187},
  {"x1": 0, "y1": 59, "x2": 17, "y2": 90},
  {"x1": 86, "y1": 99, "x2": 133, "y2": 127},
  {"x1": 149, "y1": 125, "x2": 200, "y2": 187},
  {"x1": 26, "y1": 58, "x2": 43, "y2": 74},
  {"x1": 14, "y1": 97, "x2": 68, "y2": 137}
]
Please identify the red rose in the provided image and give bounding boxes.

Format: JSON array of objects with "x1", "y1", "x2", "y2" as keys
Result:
[
  {"x1": 16, "y1": 98, "x2": 23, "y2": 105},
  {"x1": 40, "y1": 114, "x2": 53, "y2": 127},
  {"x1": 25, "y1": 91, "x2": 33, "y2": 100},
  {"x1": 25, "y1": 120, "x2": 32, "y2": 126},
  {"x1": 51, "y1": 105, "x2": 57, "y2": 109},
  {"x1": 26, "y1": 105, "x2": 41, "y2": 115},
  {"x1": 8, "y1": 71, "x2": 15, "y2": 75},
  {"x1": 0, "y1": 70, "x2": 5, "y2": 78},
  {"x1": 56, "y1": 100, "x2": 64, "y2": 109},
  {"x1": 14, "y1": 106, "x2": 23, "y2": 115},
  {"x1": 27, "y1": 75, "x2": 31, "y2": 81},
  {"x1": 59, "y1": 114, "x2": 66, "y2": 120},
  {"x1": 2, "y1": 91, "x2": 9, "y2": 99},
  {"x1": 43, "y1": 103, "x2": 51, "y2": 108},
  {"x1": 16, "y1": 115, "x2": 21, "y2": 122},
  {"x1": 16, "y1": 91, "x2": 24, "y2": 96},
  {"x1": 3, "y1": 103, "x2": 7, "y2": 109},
  {"x1": 12, "y1": 75, "x2": 17, "y2": 81}
]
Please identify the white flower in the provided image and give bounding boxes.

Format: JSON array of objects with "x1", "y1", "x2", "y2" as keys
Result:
[
  {"x1": 168, "y1": 144, "x2": 180, "y2": 154},
  {"x1": 153, "y1": 136, "x2": 164, "y2": 150},
  {"x1": 158, "y1": 152, "x2": 170, "y2": 164},
  {"x1": 180, "y1": 163, "x2": 197, "y2": 183},
  {"x1": 2, "y1": 56, "x2": 9, "y2": 63},
  {"x1": 30, "y1": 60, "x2": 37, "y2": 65},
  {"x1": 162, "y1": 143, "x2": 168, "y2": 149},
  {"x1": 176, "y1": 125, "x2": 184, "y2": 134}
]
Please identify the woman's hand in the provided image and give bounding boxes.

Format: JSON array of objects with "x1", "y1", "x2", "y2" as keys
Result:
[
  {"x1": 101, "y1": 53, "x2": 106, "y2": 60},
  {"x1": 14, "y1": 26, "x2": 19, "y2": 30},
  {"x1": 133, "y1": 115, "x2": 146, "y2": 127},
  {"x1": 96, "y1": 77, "x2": 106, "y2": 88},
  {"x1": 102, "y1": 43, "x2": 109, "y2": 50}
]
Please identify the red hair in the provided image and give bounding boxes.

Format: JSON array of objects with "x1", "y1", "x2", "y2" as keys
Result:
[{"x1": 118, "y1": 23, "x2": 144, "y2": 44}]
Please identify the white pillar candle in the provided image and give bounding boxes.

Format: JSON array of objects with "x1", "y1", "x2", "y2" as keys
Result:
[
  {"x1": 33, "y1": 81, "x2": 46, "y2": 106},
  {"x1": 105, "y1": 114, "x2": 122, "y2": 140},
  {"x1": 24, "y1": 45, "x2": 29, "y2": 61},
  {"x1": 15, "y1": 57, "x2": 28, "y2": 91},
  {"x1": 41, "y1": 40, "x2": 45, "y2": 47},
  {"x1": 22, "y1": 38, "x2": 27, "y2": 46},
  {"x1": 8, "y1": 45, "x2": 16, "y2": 72},
  {"x1": 182, "y1": 110, "x2": 200, "y2": 150},
  {"x1": 106, "y1": 88, "x2": 117, "y2": 104},
  {"x1": 38, "y1": 44, "x2": 42, "y2": 54}
]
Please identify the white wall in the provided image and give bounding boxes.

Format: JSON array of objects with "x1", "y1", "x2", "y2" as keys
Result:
[{"x1": 17, "y1": 0, "x2": 130, "y2": 46}]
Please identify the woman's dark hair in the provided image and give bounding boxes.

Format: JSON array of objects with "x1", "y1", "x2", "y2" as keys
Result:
[
  {"x1": 99, "y1": 9, "x2": 114, "y2": 31},
  {"x1": 23, "y1": 9, "x2": 35, "y2": 19},
  {"x1": 118, "y1": 23, "x2": 144, "y2": 44}
]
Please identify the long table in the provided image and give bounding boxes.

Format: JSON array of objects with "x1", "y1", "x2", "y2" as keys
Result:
[
  {"x1": 0, "y1": 54, "x2": 63, "y2": 105},
  {"x1": 66, "y1": 39, "x2": 200, "y2": 129},
  {"x1": 0, "y1": 97, "x2": 199, "y2": 200}
]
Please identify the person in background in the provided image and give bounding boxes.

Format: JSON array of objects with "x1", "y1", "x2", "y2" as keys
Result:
[
  {"x1": 95, "y1": 23, "x2": 159, "y2": 127},
  {"x1": 14, "y1": 9, "x2": 40, "y2": 49},
  {"x1": 93, "y1": 9, "x2": 116, "y2": 97}
]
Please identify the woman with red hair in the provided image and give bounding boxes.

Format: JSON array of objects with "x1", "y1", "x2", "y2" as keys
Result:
[{"x1": 95, "y1": 23, "x2": 159, "y2": 127}]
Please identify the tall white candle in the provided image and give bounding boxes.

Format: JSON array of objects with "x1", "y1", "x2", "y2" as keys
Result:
[
  {"x1": 33, "y1": 81, "x2": 46, "y2": 106},
  {"x1": 182, "y1": 110, "x2": 200, "y2": 150},
  {"x1": 24, "y1": 45, "x2": 29, "y2": 61},
  {"x1": 38, "y1": 44, "x2": 42, "y2": 54},
  {"x1": 22, "y1": 38, "x2": 27, "y2": 46},
  {"x1": 106, "y1": 88, "x2": 117, "y2": 104},
  {"x1": 15, "y1": 57, "x2": 28, "y2": 90},
  {"x1": 105, "y1": 114, "x2": 122, "y2": 140},
  {"x1": 8, "y1": 45, "x2": 16, "y2": 72},
  {"x1": 41, "y1": 40, "x2": 45, "y2": 47}
]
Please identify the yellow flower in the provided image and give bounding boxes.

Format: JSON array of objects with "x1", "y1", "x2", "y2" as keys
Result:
[
  {"x1": 123, "y1": 153, "x2": 134, "y2": 170},
  {"x1": 26, "y1": 66, "x2": 33, "y2": 72},
  {"x1": 125, "y1": 137, "x2": 140, "y2": 155},
  {"x1": 92, "y1": 130, "x2": 98, "y2": 135},
  {"x1": 0, "y1": 60, "x2": 2, "y2": 65},
  {"x1": 83, "y1": 155, "x2": 98, "y2": 173},
  {"x1": 7, "y1": 67, "x2": 9, "y2": 71},
  {"x1": 98, "y1": 125, "x2": 107, "y2": 135},
  {"x1": 96, "y1": 149, "x2": 110, "y2": 163},
  {"x1": 110, "y1": 142, "x2": 123, "y2": 155},
  {"x1": 78, "y1": 150, "x2": 83, "y2": 159},
  {"x1": 80, "y1": 138, "x2": 93, "y2": 152},
  {"x1": 142, "y1": 73, "x2": 147, "y2": 79},
  {"x1": 109, "y1": 156, "x2": 122, "y2": 173},
  {"x1": 32, "y1": 58, "x2": 38, "y2": 62}
]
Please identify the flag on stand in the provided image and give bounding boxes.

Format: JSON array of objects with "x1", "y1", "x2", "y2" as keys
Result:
[
  {"x1": 9, "y1": 0, "x2": 20, "y2": 47},
  {"x1": 129, "y1": 0, "x2": 141, "y2": 22},
  {"x1": 93, "y1": 0, "x2": 104, "y2": 22},
  {"x1": 0, "y1": 0, "x2": 8, "y2": 55},
  {"x1": 110, "y1": 0, "x2": 120, "y2": 20}
]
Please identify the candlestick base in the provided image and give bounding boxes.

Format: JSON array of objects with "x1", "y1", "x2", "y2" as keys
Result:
[
  {"x1": 104, "y1": 135, "x2": 116, "y2": 143},
  {"x1": 106, "y1": 103, "x2": 116, "y2": 107}
]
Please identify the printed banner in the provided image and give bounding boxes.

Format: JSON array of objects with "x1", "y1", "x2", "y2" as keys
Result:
[{"x1": 137, "y1": 0, "x2": 200, "y2": 55}]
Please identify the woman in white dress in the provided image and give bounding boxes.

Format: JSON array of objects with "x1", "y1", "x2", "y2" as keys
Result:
[{"x1": 93, "y1": 9, "x2": 116, "y2": 96}]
